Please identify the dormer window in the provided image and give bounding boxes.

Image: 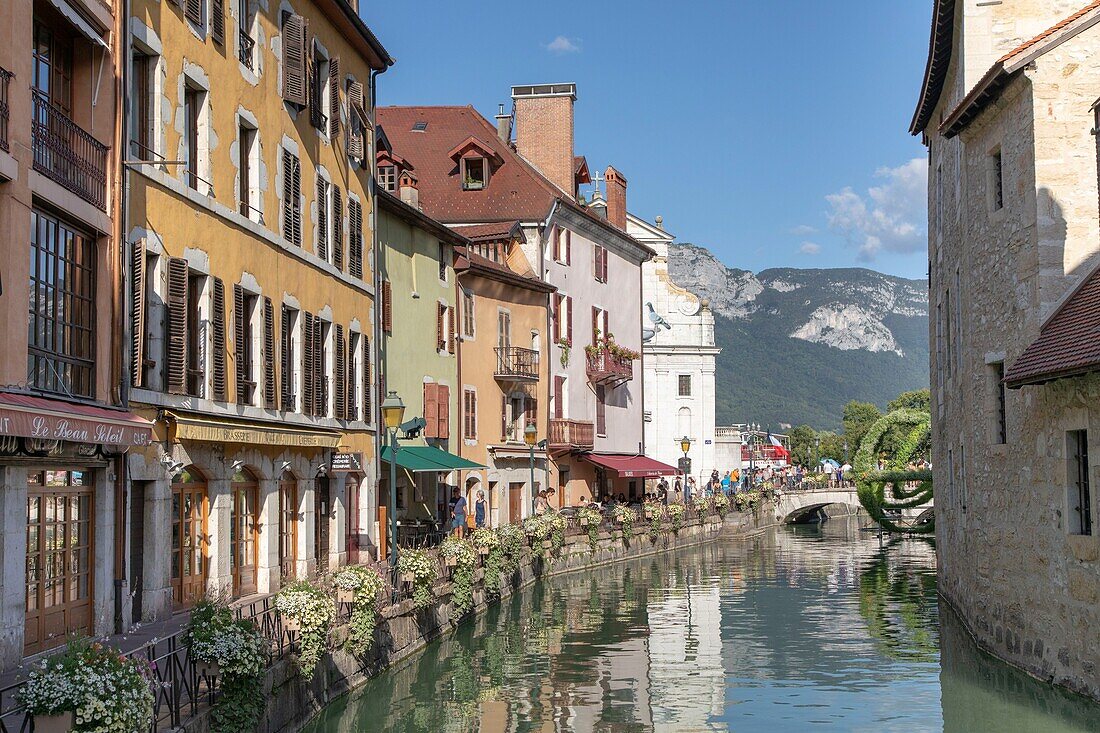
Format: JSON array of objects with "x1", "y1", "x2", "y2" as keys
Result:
[
  {"x1": 462, "y1": 157, "x2": 487, "y2": 190},
  {"x1": 379, "y1": 165, "x2": 396, "y2": 192}
]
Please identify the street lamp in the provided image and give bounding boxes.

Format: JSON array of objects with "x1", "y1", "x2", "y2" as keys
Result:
[
  {"x1": 814, "y1": 436, "x2": 821, "y2": 472},
  {"x1": 381, "y1": 391, "x2": 406, "y2": 567},
  {"x1": 525, "y1": 423, "x2": 538, "y2": 515},
  {"x1": 678, "y1": 435, "x2": 692, "y2": 502},
  {"x1": 748, "y1": 424, "x2": 758, "y2": 489}
]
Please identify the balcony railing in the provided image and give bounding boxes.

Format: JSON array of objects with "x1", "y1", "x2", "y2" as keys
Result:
[
  {"x1": 32, "y1": 90, "x2": 108, "y2": 209},
  {"x1": 239, "y1": 31, "x2": 256, "y2": 71},
  {"x1": 494, "y1": 346, "x2": 539, "y2": 381},
  {"x1": 0, "y1": 67, "x2": 11, "y2": 153},
  {"x1": 549, "y1": 418, "x2": 594, "y2": 450},
  {"x1": 585, "y1": 346, "x2": 634, "y2": 384}
]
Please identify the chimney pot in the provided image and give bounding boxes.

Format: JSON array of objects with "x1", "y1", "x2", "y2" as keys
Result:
[
  {"x1": 399, "y1": 171, "x2": 420, "y2": 210},
  {"x1": 605, "y1": 166, "x2": 627, "y2": 230},
  {"x1": 511, "y1": 83, "x2": 577, "y2": 196},
  {"x1": 494, "y1": 103, "x2": 513, "y2": 144}
]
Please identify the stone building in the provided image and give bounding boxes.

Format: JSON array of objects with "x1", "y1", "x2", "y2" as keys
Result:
[
  {"x1": 912, "y1": 0, "x2": 1100, "y2": 700},
  {"x1": 123, "y1": 0, "x2": 391, "y2": 623},
  {"x1": 633, "y1": 213, "x2": 720, "y2": 487}
]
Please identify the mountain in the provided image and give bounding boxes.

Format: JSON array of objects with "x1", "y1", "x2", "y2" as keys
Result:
[{"x1": 666, "y1": 243, "x2": 929, "y2": 430}]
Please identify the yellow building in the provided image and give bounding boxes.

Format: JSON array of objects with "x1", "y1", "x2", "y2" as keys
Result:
[{"x1": 123, "y1": 0, "x2": 390, "y2": 622}]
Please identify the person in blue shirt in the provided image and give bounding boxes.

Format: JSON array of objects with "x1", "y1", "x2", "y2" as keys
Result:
[
  {"x1": 721, "y1": 471, "x2": 732, "y2": 494},
  {"x1": 474, "y1": 490, "x2": 487, "y2": 529},
  {"x1": 450, "y1": 487, "x2": 467, "y2": 539}
]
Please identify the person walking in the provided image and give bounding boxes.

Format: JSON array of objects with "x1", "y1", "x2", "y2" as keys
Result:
[
  {"x1": 474, "y1": 490, "x2": 487, "y2": 529},
  {"x1": 534, "y1": 489, "x2": 549, "y2": 515},
  {"x1": 450, "y1": 487, "x2": 468, "y2": 539},
  {"x1": 687, "y1": 475, "x2": 698, "y2": 499},
  {"x1": 721, "y1": 471, "x2": 732, "y2": 494}
]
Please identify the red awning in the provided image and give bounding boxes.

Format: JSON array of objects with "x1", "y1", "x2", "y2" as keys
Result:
[
  {"x1": 583, "y1": 453, "x2": 679, "y2": 478},
  {"x1": 0, "y1": 393, "x2": 154, "y2": 447}
]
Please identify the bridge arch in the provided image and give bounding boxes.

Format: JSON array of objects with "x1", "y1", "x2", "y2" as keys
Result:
[{"x1": 774, "y1": 489, "x2": 863, "y2": 524}]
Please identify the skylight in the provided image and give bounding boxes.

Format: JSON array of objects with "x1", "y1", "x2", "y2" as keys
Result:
[{"x1": 412, "y1": 121, "x2": 428, "y2": 132}]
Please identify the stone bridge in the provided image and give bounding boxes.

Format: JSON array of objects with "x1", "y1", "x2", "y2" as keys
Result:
[{"x1": 772, "y1": 487, "x2": 934, "y2": 526}]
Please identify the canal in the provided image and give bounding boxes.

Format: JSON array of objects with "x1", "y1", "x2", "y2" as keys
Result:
[{"x1": 304, "y1": 519, "x2": 1100, "y2": 732}]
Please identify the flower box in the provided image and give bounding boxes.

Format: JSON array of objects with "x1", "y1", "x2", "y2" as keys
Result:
[
  {"x1": 477, "y1": 545, "x2": 490, "y2": 556},
  {"x1": 196, "y1": 660, "x2": 220, "y2": 678},
  {"x1": 283, "y1": 617, "x2": 301, "y2": 633},
  {"x1": 578, "y1": 516, "x2": 589, "y2": 527},
  {"x1": 33, "y1": 712, "x2": 73, "y2": 733},
  {"x1": 444, "y1": 555, "x2": 458, "y2": 567},
  {"x1": 541, "y1": 539, "x2": 552, "y2": 550},
  {"x1": 400, "y1": 571, "x2": 415, "y2": 584},
  {"x1": 336, "y1": 589, "x2": 355, "y2": 604}
]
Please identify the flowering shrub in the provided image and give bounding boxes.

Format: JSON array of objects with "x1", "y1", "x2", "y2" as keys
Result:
[
  {"x1": 667, "y1": 502, "x2": 686, "y2": 530},
  {"x1": 18, "y1": 637, "x2": 154, "y2": 733},
  {"x1": 397, "y1": 548, "x2": 437, "y2": 610},
  {"x1": 185, "y1": 600, "x2": 267, "y2": 732},
  {"x1": 613, "y1": 505, "x2": 638, "y2": 541},
  {"x1": 440, "y1": 538, "x2": 478, "y2": 615},
  {"x1": 713, "y1": 492, "x2": 731, "y2": 516},
  {"x1": 577, "y1": 506, "x2": 602, "y2": 549},
  {"x1": 275, "y1": 580, "x2": 335, "y2": 677},
  {"x1": 332, "y1": 566, "x2": 385, "y2": 655},
  {"x1": 470, "y1": 527, "x2": 499, "y2": 553},
  {"x1": 523, "y1": 514, "x2": 550, "y2": 541},
  {"x1": 496, "y1": 523, "x2": 526, "y2": 578},
  {"x1": 643, "y1": 501, "x2": 665, "y2": 539},
  {"x1": 545, "y1": 511, "x2": 567, "y2": 553},
  {"x1": 557, "y1": 337, "x2": 572, "y2": 367},
  {"x1": 734, "y1": 490, "x2": 763, "y2": 512},
  {"x1": 692, "y1": 495, "x2": 713, "y2": 515}
]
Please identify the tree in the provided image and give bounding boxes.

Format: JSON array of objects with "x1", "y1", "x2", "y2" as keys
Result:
[
  {"x1": 888, "y1": 388, "x2": 930, "y2": 414},
  {"x1": 842, "y1": 400, "x2": 882, "y2": 453},
  {"x1": 787, "y1": 425, "x2": 817, "y2": 467},
  {"x1": 818, "y1": 431, "x2": 847, "y2": 464}
]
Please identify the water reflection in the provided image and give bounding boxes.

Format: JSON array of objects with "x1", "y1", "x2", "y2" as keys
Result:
[{"x1": 304, "y1": 520, "x2": 1100, "y2": 732}]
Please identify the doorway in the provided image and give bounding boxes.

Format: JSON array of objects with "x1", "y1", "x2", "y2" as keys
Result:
[
  {"x1": 171, "y1": 467, "x2": 208, "y2": 610},
  {"x1": 508, "y1": 482, "x2": 524, "y2": 524},
  {"x1": 279, "y1": 474, "x2": 298, "y2": 581},
  {"x1": 230, "y1": 469, "x2": 260, "y2": 598},
  {"x1": 315, "y1": 477, "x2": 330, "y2": 572}
]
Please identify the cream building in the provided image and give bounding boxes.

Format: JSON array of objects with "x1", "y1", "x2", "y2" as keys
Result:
[
  {"x1": 633, "y1": 213, "x2": 720, "y2": 487},
  {"x1": 912, "y1": 0, "x2": 1100, "y2": 701}
]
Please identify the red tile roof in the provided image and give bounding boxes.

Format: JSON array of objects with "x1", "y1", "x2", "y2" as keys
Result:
[
  {"x1": 910, "y1": 0, "x2": 957, "y2": 135},
  {"x1": 453, "y1": 221, "x2": 520, "y2": 242},
  {"x1": 454, "y1": 250, "x2": 557, "y2": 293},
  {"x1": 997, "y1": 0, "x2": 1100, "y2": 64},
  {"x1": 1004, "y1": 264, "x2": 1100, "y2": 387}
]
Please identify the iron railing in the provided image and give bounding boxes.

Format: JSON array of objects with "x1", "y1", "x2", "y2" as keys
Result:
[
  {"x1": 239, "y1": 31, "x2": 256, "y2": 71},
  {"x1": 0, "y1": 67, "x2": 12, "y2": 153},
  {"x1": 494, "y1": 346, "x2": 539, "y2": 380},
  {"x1": 31, "y1": 90, "x2": 108, "y2": 209},
  {"x1": 585, "y1": 346, "x2": 633, "y2": 384},
  {"x1": 548, "y1": 418, "x2": 594, "y2": 450}
]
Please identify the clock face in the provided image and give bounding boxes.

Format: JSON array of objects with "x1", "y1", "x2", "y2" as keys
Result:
[{"x1": 676, "y1": 294, "x2": 700, "y2": 316}]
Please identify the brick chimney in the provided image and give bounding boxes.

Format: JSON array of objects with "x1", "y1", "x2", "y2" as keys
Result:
[
  {"x1": 511, "y1": 83, "x2": 576, "y2": 197},
  {"x1": 494, "y1": 103, "x2": 512, "y2": 144},
  {"x1": 605, "y1": 166, "x2": 627, "y2": 230},
  {"x1": 398, "y1": 170, "x2": 419, "y2": 210}
]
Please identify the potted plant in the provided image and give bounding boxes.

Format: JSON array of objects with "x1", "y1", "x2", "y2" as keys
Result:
[
  {"x1": 471, "y1": 527, "x2": 498, "y2": 557},
  {"x1": 557, "y1": 337, "x2": 572, "y2": 367},
  {"x1": 439, "y1": 537, "x2": 478, "y2": 614},
  {"x1": 713, "y1": 492, "x2": 731, "y2": 517},
  {"x1": 667, "y1": 502, "x2": 686, "y2": 530},
  {"x1": 184, "y1": 599, "x2": 268, "y2": 731},
  {"x1": 397, "y1": 548, "x2": 437, "y2": 610},
  {"x1": 274, "y1": 580, "x2": 335, "y2": 676},
  {"x1": 333, "y1": 566, "x2": 385, "y2": 655},
  {"x1": 18, "y1": 637, "x2": 155, "y2": 733}
]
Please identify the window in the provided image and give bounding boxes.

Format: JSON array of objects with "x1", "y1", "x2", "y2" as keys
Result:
[
  {"x1": 316, "y1": 319, "x2": 331, "y2": 417},
  {"x1": 944, "y1": 289, "x2": 952, "y2": 380},
  {"x1": 1068, "y1": 430, "x2": 1092, "y2": 536},
  {"x1": 591, "y1": 307, "x2": 608, "y2": 345},
  {"x1": 497, "y1": 310, "x2": 511, "y2": 349},
  {"x1": 991, "y1": 362, "x2": 1007, "y2": 444},
  {"x1": 280, "y1": 305, "x2": 298, "y2": 411},
  {"x1": 183, "y1": 85, "x2": 209, "y2": 192},
  {"x1": 381, "y1": 280, "x2": 392, "y2": 333},
  {"x1": 438, "y1": 242, "x2": 448, "y2": 282},
  {"x1": 461, "y1": 157, "x2": 487, "y2": 190},
  {"x1": 316, "y1": 175, "x2": 331, "y2": 262},
  {"x1": 462, "y1": 289, "x2": 475, "y2": 338},
  {"x1": 990, "y1": 149, "x2": 1003, "y2": 211},
  {"x1": 378, "y1": 165, "x2": 396, "y2": 192},
  {"x1": 28, "y1": 210, "x2": 96, "y2": 398},
  {"x1": 282, "y1": 149, "x2": 302, "y2": 245},
  {"x1": 234, "y1": 286, "x2": 257, "y2": 405},
  {"x1": 464, "y1": 388, "x2": 477, "y2": 440},
  {"x1": 678, "y1": 374, "x2": 692, "y2": 397},
  {"x1": 348, "y1": 198, "x2": 364, "y2": 278},
  {"x1": 130, "y1": 52, "x2": 153, "y2": 158},
  {"x1": 239, "y1": 123, "x2": 258, "y2": 221},
  {"x1": 347, "y1": 331, "x2": 361, "y2": 421},
  {"x1": 595, "y1": 385, "x2": 606, "y2": 436},
  {"x1": 33, "y1": 20, "x2": 72, "y2": 114},
  {"x1": 238, "y1": 0, "x2": 255, "y2": 69},
  {"x1": 594, "y1": 245, "x2": 608, "y2": 283},
  {"x1": 310, "y1": 48, "x2": 329, "y2": 132},
  {"x1": 551, "y1": 227, "x2": 571, "y2": 265},
  {"x1": 412, "y1": 121, "x2": 428, "y2": 132},
  {"x1": 278, "y1": 475, "x2": 297, "y2": 580}
]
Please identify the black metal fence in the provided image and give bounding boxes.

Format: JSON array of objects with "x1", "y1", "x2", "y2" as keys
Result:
[
  {"x1": 31, "y1": 90, "x2": 108, "y2": 210},
  {"x1": 0, "y1": 68, "x2": 12, "y2": 154}
]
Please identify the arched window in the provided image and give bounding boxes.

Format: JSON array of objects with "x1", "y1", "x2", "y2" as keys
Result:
[
  {"x1": 678, "y1": 407, "x2": 692, "y2": 439},
  {"x1": 172, "y1": 467, "x2": 208, "y2": 609}
]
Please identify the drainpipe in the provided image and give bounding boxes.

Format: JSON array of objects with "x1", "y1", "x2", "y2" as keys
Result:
[{"x1": 369, "y1": 66, "x2": 386, "y2": 560}]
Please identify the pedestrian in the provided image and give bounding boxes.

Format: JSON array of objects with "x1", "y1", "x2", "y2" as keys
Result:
[
  {"x1": 575, "y1": 495, "x2": 588, "y2": 508},
  {"x1": 687, "y1": 475, "x2": 698, "y2": 498},
  {"x1": 721, "y1": 471, "x2": 731, "y2": 494},
  {"x1": 450, "y1": 487, "x2": 467, "y2": 539},
  {"x1": 534, "y1": 489, "x2": 549, "y2": 515},
  {"x1": 474, "y1": 490, "x2": 487, "y2": 528}
]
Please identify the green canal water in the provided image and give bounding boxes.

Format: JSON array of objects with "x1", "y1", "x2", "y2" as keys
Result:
[{"x1": 304, "y1": 519, "x2": 1100, "y2": 732}]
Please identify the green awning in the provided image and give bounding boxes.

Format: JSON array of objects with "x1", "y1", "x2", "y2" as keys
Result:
[{"x1": 380, "y1": 445, "x2": 485, "y2": 472}]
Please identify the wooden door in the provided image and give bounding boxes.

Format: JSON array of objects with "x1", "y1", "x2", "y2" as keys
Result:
[
  {"x1": 231, "y1": 472, "x2": 259, "y2": 597},
  {"x1": 171, "y1": 468, "x2": 208, "y2": 610},
  {"x1": 279, "y1": 477, "x2": 298, "y2": 581},
  {"x1": 315, "y1": 478, "x2": 330, "y2": 572},
  {"x1": 508, "y1": 482, "x2": 524, "y2": 524}
]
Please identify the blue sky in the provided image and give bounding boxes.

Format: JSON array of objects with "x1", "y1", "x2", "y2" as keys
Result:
[{"x1": 363, "y1": 1, "x2": 932, "y2": 280}]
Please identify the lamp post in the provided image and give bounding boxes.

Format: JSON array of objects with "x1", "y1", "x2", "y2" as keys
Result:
[
  {"x1": 814, "y1": 436, "x2": 821, "y2": 473},
  {"x1": 748, "y1": 424, "x2": 757, "y2": 489},
  {"x1": 679, "y1": 435, "x2": 692, "y2": 502},
  {"x1": 525, "y1": 423, "x2": 538, "y2": 516},
  {"x1": 381, "y1": 391, "x2": 406, "y2": 567}
]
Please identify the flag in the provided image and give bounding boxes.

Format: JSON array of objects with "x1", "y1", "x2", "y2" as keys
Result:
[{"x1": 767, "y1": 433, "x2": 790, "y2": 459}]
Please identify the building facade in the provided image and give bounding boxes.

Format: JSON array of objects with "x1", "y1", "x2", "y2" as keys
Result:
[
  {"x1": 913, "y1": 0, "x2": 1100, "y2": 700},
  {"x1": 124, "y1": 0, "x2": 390, "y2": 623},
  {"x1": 633, "y1": 213, "x2": 720, "y2": 486}
]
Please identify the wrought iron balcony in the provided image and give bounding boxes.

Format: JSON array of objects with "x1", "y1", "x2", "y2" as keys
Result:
[
  {"x1": 239, "y1": 31, "x2": 256, "y2": 71},
  {"x1": 585, "y1": 345, "x2": 634, "y2": 384},
  {"x1": 495, "y1": 346, "x2": 539, "y2": 381},
  {"x1": 32, "y1": 90, "x2": 108, "y2": 209},
  {"x1": 549, "y1": 418, "x2": 594, "y2": 451},
  {"x1": 0, "y1": 67, "x2": 11, "y2": 153}
]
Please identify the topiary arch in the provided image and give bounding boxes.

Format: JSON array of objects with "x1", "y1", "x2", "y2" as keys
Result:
[{"x1": 853, "y1": 409, "x2": 934, "y2": 534}]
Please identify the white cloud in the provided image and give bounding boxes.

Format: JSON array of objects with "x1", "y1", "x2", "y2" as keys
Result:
[
  {"x1": 799, "y1": 241, "x2": 821, "y2": 255},
  {"x1": 825, "y1": 158, "x2": 927, "y2": 262},
  {"x1": 790, "y1": 224, "x2": 818, "y2": 236},
  {"x1": 545, "y1": 36, "x2": 581, "y2": 54}
]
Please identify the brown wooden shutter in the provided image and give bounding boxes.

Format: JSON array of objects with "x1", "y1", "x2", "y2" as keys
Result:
[
  {"x1": 211, "y1": 0, "x2": 225, "y2": 44},
  {"x1": 130, "y1": 241, "x2": 146, "y2": 388},
  {"x1": 501, "y1": 394, "x2": 508, "y2": 441},
  {"x1": 424, "y1": 383, "x2": 439, "y2": 438},
  {"x1": 302, "y1": 312, "x2": 315, "y2": 415},
  {"x1": 166, "y1": 258, "x2": 189, "y2": 394},
  {"x1": 263, "y1": 297, "x2": 276, "y2": 408},
  {"x1": 348, "y1": 199, "x2": 363, "y2": 278},
  {"x1": 332, "y1": 186, "x2": 343, "y2": 271},
  {"x1": 596, "y1": 385, "x2": 606, "y2": 435},
  {"x1": 184, "y1": 0, "x2": 202, "y2": 27},
  {"x1": 566, "y1": 296, "x2": 573, "y2": 343},
  {"x1": 438, "y1": 385, "x2": 450, "y2": 439},
  {"x1": 553, "y1": 376, "x2": 564, "y2": 419},
  {"x1": 233, "y1": 284, "x2": 247, "y2": 403},
  {"x1": 551, "y1": 226, "x2": 559, "y2": 261},
  {"x1": 552, "y1": 294, "x2": 561, "y2": 342},
  {"x1": 349, "y1": 80, "x2": 364, "y2": 114},
  {"x1": 382, "y1": 280, "x2": 392, "y2": 332},
  {"x1": 594, "y1": 246, "x2": 601, "y2": 281},
  {"x1": 565, "y1": 229, "x2": 571, "y2": 264},
  {"x1": 283, "y1": 150, "x2": 302, "y2": 245},
  {"x1": 328, "y1": 56, "x2": 341, "y2": 138},
  {"x1": 280, "y1": 305, "x2": 293, "y2": 411},
  {"x1": 592, "y1": 306, "x2": 599, "y2": 345},
  {"x1": 436, "y1": 304, "x2": 445, "y2": 351},
  {"x1": 281, "y1": 14, "x2": 308, "y2": 106},
  {"x1": 346, "y1": 334, "x2": 357, "y2": 420},
  {"x1": 314, "y1": 319, "x2": 326, "y2": 416},
  {"x1": 448, "y1": 305, "x2": 456, "y2": 354},
  {"x1": 316, "y1": 176, "x2": 329, "y2": 261},
  {"x1": 211, "y1": 278, "x2": 228, "y2": 401},
  {"x1": 362, "y1": 337, "x2": 371, "y2": 422},
  {"x1": 526, "y1": 391, "x2": 537, "y2": 429},
  {"x1": 334, "y1": 325, "x2": 346, "y2": 419}
]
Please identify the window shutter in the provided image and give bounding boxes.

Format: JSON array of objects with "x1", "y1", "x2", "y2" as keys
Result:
[
  {"x1": 211, "y1": 0, "x2": 225, "y2": 44},
  {"x1": 233, "y1": 284, "x2": 247, "y2": 404},
  {"x1": 591, "y1": 306, "x2": 599, "y2": 345},
  {"x1": 448, "y1": 305, "x2": 456, "y2": 354},
  {"x1": 166, "y1": 258, "x2": 189, "y2": 395},
  {"x1": 526, "y1": 392, "x2": 537, "y2": 428},
  {"x1": 316, "y1": 176, "x2": 329, "y2": 261},
  {"x1": 565, "y1": 229, "x2": 571, "y2": 264},
  {"x1": 382, "y1": 280, "x2": 392, "y2": 332},
  {"x1": 346, "y1": 334, "x2": 357, "y2": 420},
  {"x1": 334, "y1": 324, "x2": 346, "y2": 420},
  {"x1": 184, "y1": 0, "x2": 202, "y2": 27},
  {"x1": 328, "y1": 56, "x2": 341, "y2": 138},
  {"x1": 424, "y1": 383, "x2": 439, "y2": 438},
  {"x1": 565, "y1": 296, "x2": 573, "y2": 343},
  {"x1": 603, "y1": 248, "x2": 609, "y2": 282},
  {"x1": 594, "y1": 246, "x2": 600, "y2": 281},
  {"x1": 438, "y1": 385, "x2": 450, "y2": 439},
  {"x1": 596, "y1": 385, "x2": 606, "y2": 435},
  {"x1": 281, "y1": 14, "x2": 308, "y2": 106},
  {"x1": 553, "y1": 376, "x2": 564, "y2": 419},
  {"x1": 280, "y1": 305, "x2": 293, "y2": 411},
  {"x1": 349, "y1": 80, "x2": 364, "y2": 114},
  {"x1": 349, "y1": 199, "x2": 363, "y2": 278},
  {"x1": 348, "y1": 126, "x2": 364, "y2": 161},
  {"x1": 551, "y1": 226, "x2": 559, "y2": 261},
  {"x1": 302, "y1": 312, "x2": 315, "y2": 416},
  {"x1": 130, "y1": 241, "x2": 146, "y2": 388},
  {"x1": 283, "y1": 150, "x2": 302, "y2": 246},
  {"x1": 263, "y1": 297, "x2": 276, "y2": 408},
  {"x1": 314, "y1": 320, "x2": 326, "y2": 416},
  {"x1": 211, "y1": 278, "x2": 228, "y2": 401},
  {"x1": 552, "y1": 294, "x2": 561, "y2": 342},
  {"x1": 436, "y1": 304, "x2": 445, "y2": 351},
  {"x1": 362, "y1": 337, "x2": 371, "y2": 422},
  {"x1": 332, "y1": 186, "x2": 344, "y2": 271}
]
